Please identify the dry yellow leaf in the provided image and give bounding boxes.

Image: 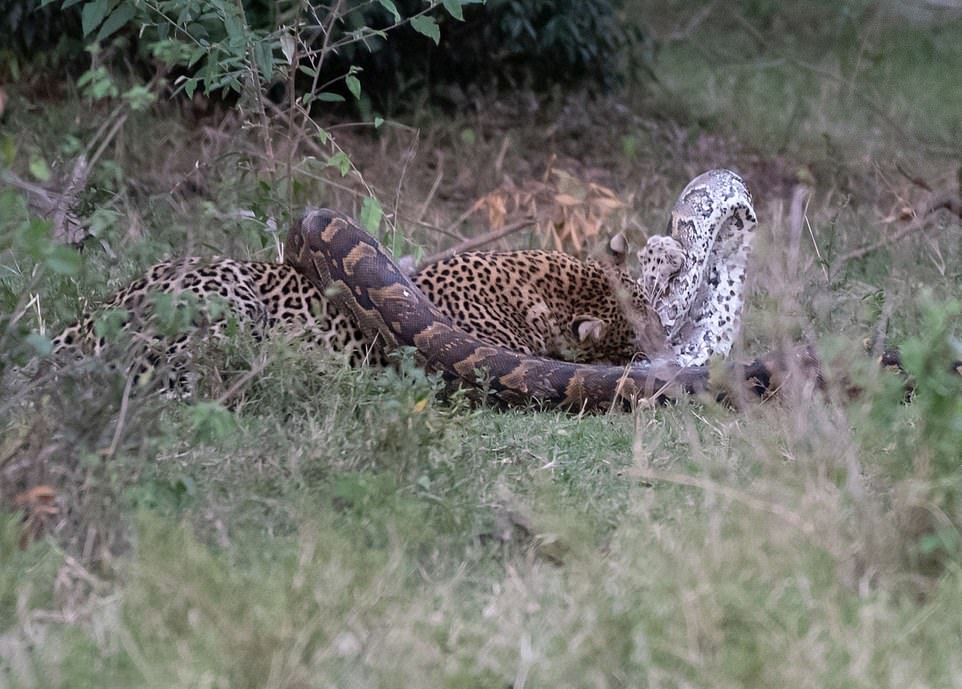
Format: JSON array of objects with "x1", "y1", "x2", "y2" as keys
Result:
[{"x1": 592, "y1": 197, "x2": 625, "y2": 211}]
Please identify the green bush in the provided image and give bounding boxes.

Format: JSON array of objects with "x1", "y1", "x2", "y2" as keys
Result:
[
  {"x1": 327, "y1": 0, "x2": 639, "y2": 106},
  {"x1": 12, "y1": 0, "x2": 639, "y2": 109}
]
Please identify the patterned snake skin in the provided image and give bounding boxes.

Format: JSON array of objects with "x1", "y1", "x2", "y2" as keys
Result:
[{"x1": 286, "y1": 170, "x2": 770, "y2": 410}]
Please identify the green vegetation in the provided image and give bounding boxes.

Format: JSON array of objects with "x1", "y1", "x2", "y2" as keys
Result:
[{"x1": 3, "y1": 1, "x2": 962, "y2": 686}]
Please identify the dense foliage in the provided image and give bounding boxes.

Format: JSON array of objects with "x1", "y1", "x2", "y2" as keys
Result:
[
  {"x1": 2, "y1": 0, "x2": 639, "y2": 107},
  {"x1": 333, "y1": 0, "x2": 638, "y2": 103}
]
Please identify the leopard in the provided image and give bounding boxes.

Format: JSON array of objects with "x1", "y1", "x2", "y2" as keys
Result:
[{"x1": 47, "y1": 240, "x2": 667, "y2": 390}]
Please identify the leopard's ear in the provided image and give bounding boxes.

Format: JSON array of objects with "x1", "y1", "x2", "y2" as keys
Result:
[
  {"x1": 607, "y1": 233, "x2": 627, "y2": 265},
  {"x1": 571, "y1": 315, "x2": 606, "y2": 342}
]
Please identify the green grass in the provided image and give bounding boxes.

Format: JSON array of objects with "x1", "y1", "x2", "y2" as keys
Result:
[
  {"x1": 4, "y1": 359, "x2": 962, "y2": 687},
  {"x1": 648, "y1": 7, "x2": 962, "y2": 159},
  {"x1": 5, "y1": 328, "x2": 962, "y2": 686},
  {"x1": 4, "y1": 4, "x2": 962, "y2": 687}
]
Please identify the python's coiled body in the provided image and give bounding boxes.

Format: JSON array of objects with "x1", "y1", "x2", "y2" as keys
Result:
[
  {"x1": 640, "y1": 169, "x2": 757, "y2": 366},
  {"x1": 287, "y1": 210, "x2": 694, "y2": 409},
  {"x1": 286, "y1": 170, "x2": 762, "y2": 410}
]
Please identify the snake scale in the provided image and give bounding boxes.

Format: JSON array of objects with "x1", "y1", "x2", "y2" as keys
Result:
[{"x1": 286, "y1": 169, "x2": 777, "y2": 411}]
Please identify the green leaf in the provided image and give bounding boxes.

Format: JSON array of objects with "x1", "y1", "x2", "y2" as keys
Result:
[
  {"x1": 345, "y1": 75, "x2": 361, "y2": 100},
  {"x1": 253, "y1": 40, "x2": 274, "y2": 81},
  {"x1": 374, "y1": 116, "x2": 384, "y2": 129},
  {"x1": 188, "y1": 46, "x2": 206, "y2": 67},
  {"x1": 410, "y1": 15, "x2": 440, "y2": 45},
  {"x1": 442, "y1": 0, "x2": 464, "y2": 21},
  {"x1": 326, "y1": 151, "x2": 350, "y2": 176},
  {"x1": 360, "y1": 196, "x2": 383, "y2": 234},
  {"x1": 376, "y1": 0, "x2": 401, "y2": 22},
  {"x1": 186, "y1": 21, "x2": 209, "y2": 43},
  {"x1": 315, "y1": 92, "x2": 345, "y2": 102},
  {"x1": 95, "y1": 1, "x2": 135, "y2": 41},
  {"x1": 78, "y1": 66, "x2": 118, "y2": 100},
  {"x1": 122, "y1": 84, "x2": 156, "y2": 111},
  {"x1": 316, "y1": 128, "x2": 330, "y2": 145},
  {"x1": 81, "y1": 0, "x2": 108, "y2": 36},
  {"x1": 29, "y1": 157, "x2": 51, "y2": 182},
  {"x1": 223, "y1": 9, "x2": 244, "y2": 47}
]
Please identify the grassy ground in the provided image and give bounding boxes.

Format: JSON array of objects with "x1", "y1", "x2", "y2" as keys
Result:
[{"x1": 3, "y1": 4, "x2": 962, "y2": 687}]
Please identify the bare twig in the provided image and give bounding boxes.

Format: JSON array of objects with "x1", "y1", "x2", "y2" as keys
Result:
[
  {"x1": 52, "y1": 155, "x2": 90, "y2": 244},
  {"x1": 417, "y1": 218, "x2": 536, "y2": 268},
  {"x1": 231, "y1": 0, "x2": 276, "y2": 173},
  {"x1": 295, "y1": 107, "x2": 389, "y2": 231},
  {"x1": 81, "y1": 102, "x2": 126, "y2": 162},
  {"x1": 785, "y1": 185, "x2": 829, "y2": 283},
  {"x1": 787, "y1": 184, "x2": 811, "y2": 270},
  {"x1": 668, "y1": 0, "x2": 720, "y2": 41},
  {"x1": 399, "y1": 215, "x2": 465, "y2": 242},
  {"x1": 392, "y1": 130, "x2": 420, "y2": 241},
  {"x1": 285, "y1": 19, "x2": 301, "y2": 230},
  {"x1": 103, "y1": 372, "x2": 136, "y2": 460},
  {"x1": 216, "y1": 353, "x2": 269, "y2": 405},
  {"x1": 493, "y1": 135, "x2": 510, "y2": 178},
  {"x1": 1, "y1": 170, "x2": 60, "y2": 212},
  {"x1": 806, "y1": 211, "x2": 829, "y2": 283},
  {"x1": 4, "y1": 77, "x2": 153, "y2": 249},
  {"x1": 298, "y1": 0, "x2": 343, "y2": 136},
  {"x1": 895, "y1": 162, "x2": 935, "y2": 192},
  {"x1": 439, "y1": 201, "x2": 487, "y2": 240},
  {"x1": 415, "y1": 151, "x2": 444, "y2": 224},
  {"x1": 3, "y1": 171, "x2": 87, "y2": 247},
  {"x1": 87, "y1": 111, "x2": 128, "y2": 172}
]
